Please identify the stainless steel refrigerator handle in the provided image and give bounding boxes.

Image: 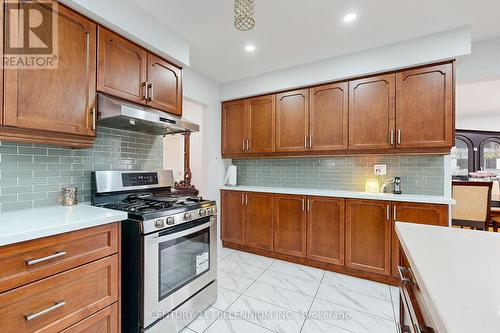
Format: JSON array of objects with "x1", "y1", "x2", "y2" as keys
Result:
[
  {"x1": 26, "y1": 251, "x2": 67, "y2": 266},
  {"x1": 25, "y1": 301, "x2": 65, "y2": 321}
]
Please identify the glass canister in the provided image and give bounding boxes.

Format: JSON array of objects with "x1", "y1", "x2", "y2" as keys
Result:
[{"x1": 61, "y1": 187, "x2": 78, "y2": 206}]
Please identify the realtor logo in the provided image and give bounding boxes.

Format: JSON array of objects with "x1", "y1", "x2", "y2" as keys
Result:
[{"x1": 3, "y1": 0, "x2": 59, "y2": 69}]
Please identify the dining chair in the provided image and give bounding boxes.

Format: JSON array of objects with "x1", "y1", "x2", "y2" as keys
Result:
[{"x1": 452, "y1": 181, "x2": 493, "y2": 231}]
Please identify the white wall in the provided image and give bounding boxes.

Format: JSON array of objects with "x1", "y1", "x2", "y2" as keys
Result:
[
  {"x1": 60, "y1": 0, "x2": 190, "y2": 66},
  {"x1": 220, "y1": 27, "x2": 471, "y2": 100},
  {"x1": 456, "y1": 114, "x2": 500, "y2": 132},
  {"x1": 456, "y1": 37, "x2": 500, "y2": 84}
]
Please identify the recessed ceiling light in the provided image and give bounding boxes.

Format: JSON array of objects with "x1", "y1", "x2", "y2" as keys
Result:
[
  {"x1": 245, "y1": 44, "x2": 256, "y2": 52},
  {"x1": 343, "y1": 13, "x2": 357, "y2": 23}
]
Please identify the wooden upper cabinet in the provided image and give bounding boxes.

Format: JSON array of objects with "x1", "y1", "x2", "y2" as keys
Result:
[
  {"x1": 391, "y1": 202, "x2": 448, "y2": 277},
  {"x1": 97, "y1": 27, "x2": 148, "y2": 104},
  {"x1": 245, "y1": 193, "x2": 274, "y2": 251},
  {"x1": 3, "y1": 3, "x2": 96, "y2": 137},
  {"x1": 247, "y1": 95, "x2": 275, "y2": 153},
  {"x1": 274, "y1": 195, "x2": 307, "y2": 257},
  {"x1": 221, "y1": 190, "x2": 245, "y2": 245},
  {"x1": 146, "y1": 53, "x2": 182, "y2": 115},
  {"x1": 276, "y1": 89, "x2": 309, "y2": 152},
  {"x1": 346, "y1": 199, "x2": 391, "y2": 275},
  {"x1": 348, "y1": 74, "x2": 396, "y2": 150},
  {"x1": 307, "y1": 197, "x2": 345, "y2": 265},
  {"x1": 309, "y1": 83, "x2": 348, "y2": 151},
  {"x1": 396, "y1": 63, "x2": 454, "y2": 148},
  {"x1": 221, "y1": 100, "x2": 248, "y2": 155}
]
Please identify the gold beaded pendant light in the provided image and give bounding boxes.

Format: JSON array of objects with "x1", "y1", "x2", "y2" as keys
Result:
[{"x1": 234, "y1": 0, "x2": 255, "y2": 31}]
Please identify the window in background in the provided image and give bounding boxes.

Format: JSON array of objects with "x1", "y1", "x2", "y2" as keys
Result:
[
  {"x1": 451, "y1": 138, "x2": 470, "y2": 176},
  {"x1": 480, "y1": 140, "x2": 500, "y2": 176}
]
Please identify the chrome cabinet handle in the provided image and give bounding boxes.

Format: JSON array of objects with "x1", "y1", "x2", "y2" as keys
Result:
[
  {"x1": 143, "y1": 81, "x2": 149, "y2": 101},
  {"x1": 386, "y1": 205, "x2": 390, "y2": 221},
  {"x1": 246, "y1": 139, "x2": 250, "y2": 151},
  {"x1": 307, "y1": 199, "x2": 310, "y2": 212},
  {"x1": 302, "y1": 198, "x2": 305, "y2": 211},
  {"x1": 25, "y1": 300, "x2": 65, "y2": 321},
  {"x1": 390, "y1": 129, "x2": 394, "y2": 145},
  {"x1": 241, "y1": 194, "x2": 244, "y2": 205},
  {"x1": 91, "y1": 107, "x2": 96, "y2": 130},
  {"x1": 245, "y1": 194, "x2": 248, "y2": 205},
  {"x1": 397, "y1": 266, "x2": 414, "y2": 286},
  {"x1": 394, "y1": 206, "x2": 397, "y2": 221},
  {"x1": 242, "y1": 140, "x2": 245, "y2": 152},
  {"x1": 147, "y1": 83, "x2": 154, "y2": 101},
  {"x1": 397, "y1": 129, "x2": 401, "y2": 145},
  {"x1": 309, "y1": 136, "x2": 313, "y2": 149},
  {"x1": 304, "y1": 136, "x2": 308, "y2": 149},
  {"x1": 26, "y1": 251, "x2": 67, "y2": 266}
]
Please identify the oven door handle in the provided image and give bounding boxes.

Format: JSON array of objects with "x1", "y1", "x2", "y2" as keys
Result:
[{"x1": 147, "y1": 219, "x2": 214, "y2": 243}]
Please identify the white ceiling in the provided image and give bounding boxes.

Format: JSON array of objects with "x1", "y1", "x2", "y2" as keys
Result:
[
  {"x1": 457, "y1": 80, "x2": 500, "y2": 117},
  {"x1": 131, "y1": 0, "x2": 500, "y2": 83}
]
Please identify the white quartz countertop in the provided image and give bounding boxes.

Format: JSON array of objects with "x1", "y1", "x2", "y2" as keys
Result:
[
  {"x1": 221, "y1": 186, "x2": 455, "y2": 205},
  {"x1": 0, "y1": 204, "x2": 127, "y2": 247},
  {"x1": 396, "y1": 223, "x2": 500, "y2": 333}
]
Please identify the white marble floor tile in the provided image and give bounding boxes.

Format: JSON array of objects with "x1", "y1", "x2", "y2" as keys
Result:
[
  {"x1": 186, "y1": 306, "x2": 222, "y2": 333},
  {"x1": 225, "y1": 251, "x2": 275, "y2": 269},
  {"x1": 309, "y1": 298, "x2": 398, "y2": 333},
  {"x1": 257, "y1": 269, "x2": 321, "y2": 297},
  {"x1": 227, "y1": 295, "x2": 306, "y2": 333},
  {"x1": 267, "y1": 260, "x2": 325, "y2": 281},
  {"x1": 218, "y1": 246, "x2": 236, "y2": 259},
  {"x1": 204, "y1": 313, "x2": 274, "y2": 333},
  {"x1": 300, "y1": 318, "x2": 353, "y2": 333},
  {"x1": 244, "y1": 280, "x2": 315, "y2": 313},
  {"x1": 218, "y1": 270, "x2": 256, "y2": 293},
  {"x1": 389, "y1": 286, "x2": 400, "y2": 303},
  {"x1": 218, "y1": 258, "x2": 266, "y2": 279},
  {"x1": 212, "y1": 287, "x2": 242, "y2": 311},
  {"x1": 315, "y1": 283, "x2": 395, "y2": 321},
  {"x1": 322, "y1": 271, "x2": 392, "y2": 302}
]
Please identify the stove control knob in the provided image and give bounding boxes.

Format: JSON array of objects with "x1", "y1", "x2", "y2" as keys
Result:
[
  {"x1": 183, "y1": 212, "x2": 192, "y2": 220},
  {"x1": 199, "y1": 208, "x2": 207, "y2": 216},
  {"x1": 166, "y1": 217, "x2": 175, "y2": 225},
  {"x1": 155, "y1": 219, "x2": 165, "y2": 228}
]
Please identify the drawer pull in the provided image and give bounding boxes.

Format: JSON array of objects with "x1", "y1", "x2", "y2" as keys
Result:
[
  {"x1": 26, "y1": 251, "x2": 67, "y2": 266},
  {"x1": 397, "y1": 265, "x2": 414, "y2": 286},
  {"x1": 25, "y1": 300, "x2": 65, "y2": 321}
]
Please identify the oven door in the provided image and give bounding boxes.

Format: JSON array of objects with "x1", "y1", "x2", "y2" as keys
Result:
[{"x1": 143, "y1": 215, "x2": 217, "y2": 328}]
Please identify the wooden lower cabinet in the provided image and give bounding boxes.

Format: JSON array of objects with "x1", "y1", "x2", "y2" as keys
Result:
[
  {"x1": 221, "y1": 190, "x2": 246, "y2": 245},
  {"x1": 391, "y1": 202, "x2": 448, "y2": 277},
  {"x1": 274, "y1": 195, "x2": 307, "y2": 257},
  {"x1": 307, "y1": 196, "x2": 345, "y2": 265},
  {"x1": 221, "y1": 190, "x2": 449, "y2": 285},
  {"x1": 245, "y1": 193, "x2": 274, "y2": 250},
  {"x1": 0, "y1": 223, "x2": 120, "y2": 333},
  {"x1": 61, "y1": 303, "x2": 118, "y2": 333},
  {"x1": 346, "y1": 199, "x2": 392, "y2": 275}
]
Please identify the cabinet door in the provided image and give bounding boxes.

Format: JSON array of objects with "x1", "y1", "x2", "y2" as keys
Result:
[
  {"x1": 396, "y1": 63, "x2": 453, "y2": 148},
  {"x1": 221, "y1": 100, "x2": 248, "y2": 155},
  {"x1": 147, "y1": 53, "x2": 182, "y2": 115},
  {"x1": 221, "y1": 191, "x2": 245, "y2": 244},
  {"x1": 309, "y1": 83, "x2": 348, "y2": 151},
  {"x1": 307, "y1": 197, "x2": 345, "y2": 265},
  {"x1": 97, "y1": 27, "x2": 147, "y2": 104},
  {"x1": 346, "y1": 199, "x2": 391, "y2": 275},
  {"x1": 391, "y1": 202, "x2": 448, "y2": 277},
  {"x1": 348, "y1": 74, "x2": 396, "y2": 150},
  {"x1": 4, "y1": 3, "x2": 96, "y2": 137},
  {"x1": 274, "y1": 195, "x2": 307, "y2": 257},
  {"x1": 276, "y1": 89, "x2": 309, "y2": 152},
  {"x1": 61, "y1": 303, "x2": 118, "y2": 333},
  {"x1": 245, "y1": 193, "x2": 274, "y2": 250},
  {"x1": 248, "y1": 95, "x2": 275, "y2": 153}
]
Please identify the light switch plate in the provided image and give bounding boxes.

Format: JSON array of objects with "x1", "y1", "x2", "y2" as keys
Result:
[{"x1": 374, "y1": 164, "x2": 387, "y2": 176}]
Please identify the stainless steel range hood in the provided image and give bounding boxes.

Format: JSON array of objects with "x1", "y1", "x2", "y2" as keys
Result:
[{"x1": 97, "y1": 94, "x2": 199, "y2": 135}]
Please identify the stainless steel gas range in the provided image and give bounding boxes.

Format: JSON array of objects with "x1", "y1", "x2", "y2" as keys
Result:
[{"x1": 92, "y1": 170, "x2": 217, "y2": 333}]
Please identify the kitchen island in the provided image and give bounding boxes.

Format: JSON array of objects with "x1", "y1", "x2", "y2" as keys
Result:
[{"x1": 396, "y1": 222, "x2": 500, "y2": 333}]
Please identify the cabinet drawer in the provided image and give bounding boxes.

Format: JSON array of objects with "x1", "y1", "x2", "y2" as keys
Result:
[
  {"x1": 0, "y1": 255, "x2": 118, "y2": 333},
  {"x1": 0, "y1": 223, "x2": 119, "y2": 293},
  {"x1": 61, "y1": 303, "x2": 118, "y2": 333}
]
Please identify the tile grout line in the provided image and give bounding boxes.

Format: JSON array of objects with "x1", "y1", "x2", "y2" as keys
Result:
[{"x1": 299, "y1": 269, "x2": 326, "y2": 333}]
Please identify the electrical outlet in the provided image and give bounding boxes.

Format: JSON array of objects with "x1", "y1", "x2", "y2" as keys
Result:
[{"x1": 374, "y1": 164, "x2": 387, "y2": 176}]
